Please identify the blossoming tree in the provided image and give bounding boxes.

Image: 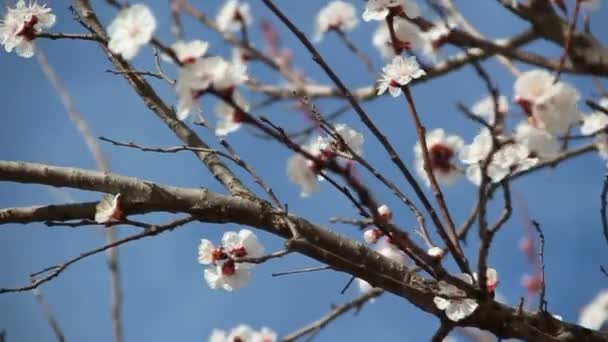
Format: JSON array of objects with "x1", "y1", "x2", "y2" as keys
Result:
[{"x1": 1, "y1": 0, "x2": 608, "y2": 341}]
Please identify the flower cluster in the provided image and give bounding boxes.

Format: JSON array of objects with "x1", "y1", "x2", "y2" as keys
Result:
[
  {"x1": 175, "y1": 53, "x2": 249, "y2": 134},
  {"x1": 459, "y1": 129, "x2": 538, "y2": 186},
  {"x1": 198, "y1": 229, "x2": 264, "y2": 291},
  {"x1": 313, "y1": 1, "x2": 358, "y2": 42},
  {"x1": 287, "y1": 124, "x2": 364, "y2": 197},
  {"x1": 107, "y1": 4, "x2": 156, "y2": 60},
  {"x1": 363, "y1": 204, "x2": 392, "y2": 244},
  {"x1": 0, "y1": 0, "x2": 55, "y2": 58},
  {"x1": 209, "y1": 325, "x2": 277, "y2": 342}
]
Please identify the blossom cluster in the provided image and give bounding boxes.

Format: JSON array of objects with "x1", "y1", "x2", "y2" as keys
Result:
[
  {"x1": 209, "y1": 325, "x2": 276, "y2": 342},
  {"x1": 198, "y1": 229, "x2": 264, "y2": 291}
]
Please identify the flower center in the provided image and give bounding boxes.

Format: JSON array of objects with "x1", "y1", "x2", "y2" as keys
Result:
[
  {"x1": 17, "y1": 15, "x2": 39, "y2": 41},
  {"x1": 211, "y1": 248, "x2": 228, "y2": 263},
  {"x1": 221, "y1": 260, "x2": 236, "y2": 276},
  {"x1": 389, "y1": 79, "x2": 401, "y2": 88},
  {"x1": 428, "y1": 144, "x2": 454, "y2": 172},
  {"x1": 515, "y1": 97, "x2": 533, "y2": 116},
  {"x1": 230, "y1": 246, "x2": 247, "y2": 258}
]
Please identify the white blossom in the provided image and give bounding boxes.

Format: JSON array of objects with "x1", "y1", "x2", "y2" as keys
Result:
[
  {"x1": 377, "y1": 204, "x2": 392, "y2": 221},
  {"x1": 175, "y1": 56, "x2": 248, "y2": 120},
  {"x1": 363, "y1": 228, "x2": 383, "y2": 244},
  {"x1": 197, "y1": 229, "x2": 264, "y2": 291},
  {"x1": 252, "y1": 327, "x2": 277, "y2": 342},
  {"x1": 532, "y1": 82, "x2": 581, "y2": 135},
  {"x1": 513, "y1": 69, "x2": 581, "y2": 135},
  {"x1": 377, "y1": 56, "x2": 426, "y2": 97},
  {"x1": 420, "y1": 20, "x2": 456, "y2": 59},
  {"x1": 471, "y1": 95, "x2": 509, "y2": 125},
  {"x1": 167, "y1": 40, "x2": 209, "y2": 64},
  {"x1": 377, "y1": 241, "x2": 408, "y2": 265},
  {"x1": 581, "y1": 99, "x2": 608, "y2": 135},
  {"x1": 107, "y1": 4, "x2": 156, "y2": 60},
  {"x1": 514, "y1": 121, "x2": 559, "y2": 160},
  {"x1": 95, "y1": 193, "x2": 123, "y2": 224},
  {"x1": 0, "y1": 0, "x2": 55, "y2": 58},
  {"x1": 372, "y1": 18, "x2": 424, "y2": 59},
  {"x1": 427, "y1": 246, "x2": 443, "y2": 258},
  {"x1": 578, "y1": 289, "x2": 608, "y2": 330},
  {"x1": 460, "y1": 129, "x2": 538, "y2": 185},
  {"x1": 433, "y1": 274, "x2": 479, "y2": 322},
  {"x1": 314, "y1": 1, "x2": 358, "y2": 42},
  {"x1": 217, "y1": 0, "x2": 252, "y2": 33},
  {"x1": 208, "y1": 329, "x2": 227, "y2": 342},
  {"x1": 286, "y1": 137, "x2": 326, "y2": 197},
  {"x1": 414, "y1": 128, "x2": 464, "y2": 187},
  {"x1": 472, "y1": 267, "x2": 499, "y2": 292},
  {"x1": 221, "y1": 229, "x2": 265, "y2": 262},
  {"x1": 356, "y1": 278, "x2": 375, "y2": 294},
  {"x1": 208, "y1": 326, "x2": 277, "y2": 342},
  {"x1": 214, "y1": 91, "x2": 249, "y2": 136},
  {"x1": 362, "y1": 0, "x2": 420, "y2": 22},
  {"x1": 320, "y1": 123, "x2": 365, "y2": 158}
]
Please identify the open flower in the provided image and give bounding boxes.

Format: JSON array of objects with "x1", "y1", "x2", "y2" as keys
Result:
[
  {"x1": 362, "y1": 0, "x2": 420, "y2": 22},
  {"x1": 377, "y1": 56, "x2": 425, "y2": 97},
  {"x1": 471, "y1": 95, "x2": 509, "y2": 126},
  {"x1": 514, "y1": 121, "x2": 559, "y2": 160},
  {"x1": 513, "y1": 69, "x2": 581, "y2": 135},
  {"x1": 0, "y1": 0, "x2": 56, "y2": 58},
  {"x1": 209, "y1": 325, "x2": 277, "y2": 342},
  {"x1": 578, "y1": 289, "x2": 608, "y2": 330},
  {"x1": 473, "y1": 268, "x2": 499, "y2": 293},
  {"x1": 175, "y1": 56, "x2": 248, "y2": 120},
  {"x1": 313, "y1": 1, "x2": 358, "y2": 42},
  {"x1": 372, "y1": 18, "x2": 423, "y2": 59},
  {"x1": 197, "y1": 229, "x2": 264, "y2": 291},
  {"x1": 167, "y1": 40, "x2": 209, "y2": 64},
  {"x1": 214, "y1": 91, "x2": 249, "y2": 136},
  {"x1": 107, "y1": 4, "x2": 156, "y2": 60},
  {"x1": 460, "y1": 129, "x2": 538, "y2": 185},
  {"x1": 363, "y1": 228, "x2": 383, "y2": 244},
  {"x1": 434, "y1": 274, "x2": 479, "y2": 322},
  {"x1": 581, "y1": 98, "x2": 608, "y2": 135},
  {"x1": 318, "y1": 124, "x2": 365, "y2": 158},
  {"x1": 287, "y1": 125, "x2": 364, "y2": 197},
  {"x1": 216, "y1": 0, "x2": 252, "y2": 33},
  {"x1": 95, "y1": 193, "x2": 124, "y2": 224},
  {"x1": 414, "y1": 129, "x2": 464, "y2": 186}
]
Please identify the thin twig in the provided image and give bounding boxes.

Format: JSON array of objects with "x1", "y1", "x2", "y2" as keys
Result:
[
  {"x1": 281, "y1": 288, "x2": 383, "y2": 342},
  {"x1": 554, "y1": 0, "x2": 581, "y2": 82},
  {"x1": 235, "y1": 249, "x2": 291, "y2": 264},
  {"x1": 600, "y1": 174, "x2": 608, "y2": 245},
  {"x1": 532, "y1": 220, "x2": 547, "y2": 312},
  {"x1": 272, "y1": 265, "x2": 332, "y2": 277},
  {"x1": 36, "y1": 32, "x2": 100, "y2": 41},
  {"x1": 36, "y1": 48, "x2": 124, "y2": 342},
  {"x1": 0, "y1": 216, "x2": 196, "y2": 294},
  {"x1": 33, "y1": 290, "x2": 66, "y2": 342},
  {"x1": 334, "y1": 30, "x2": 376, "y2": 79}
]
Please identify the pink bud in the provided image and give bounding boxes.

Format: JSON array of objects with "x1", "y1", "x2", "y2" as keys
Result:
[{"x1": 521, "y1": 274, "x2": 542, "y2": 294}]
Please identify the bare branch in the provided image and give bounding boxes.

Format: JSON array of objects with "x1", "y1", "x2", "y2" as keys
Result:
[
  {"x1": 33, "y1": 290, "x2": 66, "y2": 342},
  {"x1": 281, "y1": 288, "x2": 383, "y2": 342}
]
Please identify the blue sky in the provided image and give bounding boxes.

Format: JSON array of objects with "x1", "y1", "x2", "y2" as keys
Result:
[{"x1": 1, "y1": 0, "x2": 607, "y2": 341}]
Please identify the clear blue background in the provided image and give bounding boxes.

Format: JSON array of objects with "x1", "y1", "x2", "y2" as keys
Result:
[{"x1": 1, "y1": 1, "x2": 607, "y2": 341}]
